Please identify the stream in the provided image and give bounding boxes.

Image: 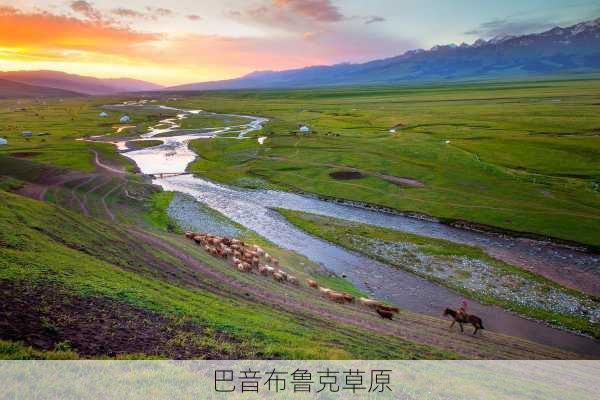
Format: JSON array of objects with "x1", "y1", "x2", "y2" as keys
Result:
[{"x1": 112, "y1": 102, "x2": 600, "y2": 357}]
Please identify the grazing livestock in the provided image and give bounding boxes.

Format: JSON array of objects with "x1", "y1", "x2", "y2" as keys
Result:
[
  {"x1": 341, "y1": 293, "x2": 355, "y2": 303},
  {"x1": 288, "y1": 276, "x2": 299, "y2": 285},
  {"x1": 264, "y1": 266, "x2": 275, "y2": 275},
  {"x1": 319, "y1": 287, "x2": 332, "y2": 296},
  {"x1": 375, "y1": 308, "x2": 394, "y2": 320},
  {"x1": 326, "y1": 291, "x2": 347, "y2": 304},
  {"x1": 443, "y1": 308, "x2": 485, "y2": 335},
  {"x1": 276, "y1": 269, "x2": 288, "y2": 280},
  {"x1": 273, "y1": 272, "x2": 285, "y2": 282},
  {"x1": 306, "y1": 279, "x2": 318, "y2": 288},
  {"x1": 358, "y1": 298, "x2": 383, "y2": 309},
  {"x1": 258, "y1": 265, "x2": 269, "y2": 276},
  {"x1": 375, "y1": 305, "x2": 399, "y2": 314}
]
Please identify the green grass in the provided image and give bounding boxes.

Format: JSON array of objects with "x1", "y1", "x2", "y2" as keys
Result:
[
  {"x1": 172, "y1": 79, "x2": 600, "y2": 248},
  {"x1": 0, "y1": 189, "x2": 457, "y2": 359},
  {"x1": 0, "y1": 340, "x2": 79, "y2": 360},
  {"x1": 145, "y1": 191, "x2": 179, "y2": 232},
  {"x1": 276, "y1": 208, "x2": 600, "y2": 338}
]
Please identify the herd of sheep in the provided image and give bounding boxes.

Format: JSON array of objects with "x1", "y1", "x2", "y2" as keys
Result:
[{"x1": 185, "y1": 232, "x2": 400, "y2": 320}]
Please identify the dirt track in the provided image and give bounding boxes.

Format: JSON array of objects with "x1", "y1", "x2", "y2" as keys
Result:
[{"x1": 135, "y1": 228, "x2": 580, "y2": 359}]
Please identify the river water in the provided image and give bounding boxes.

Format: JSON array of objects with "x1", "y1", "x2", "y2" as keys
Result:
[{"x1": 115, "y1": 104, "x2": 600, "y2": 357}]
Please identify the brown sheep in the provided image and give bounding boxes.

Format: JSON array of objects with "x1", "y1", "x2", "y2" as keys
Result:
[
  {"x1": 276, "y1": 270, "x2": 288, "y2": 281},
  {"x1": 341, "y1": 293, "x2": 355, "y2": 303},
  {"x1": 287, "y1": 276, "x2": 299, "y2": 285},
  {"x1": 376, "y1": 305, "x2": 400, "y2": 314},
  {"x1": 185, "y1": 231, "x2": 195, "y2": 239},
  {"x1": 306, "y1": 279, "x2": 318, "y2": 288},
  {"x1": 193, "y1": 235, "x2": 204, "y2": 244},
  {"x1": 358, "y1": 297, "x2": 383, "y2": 308},
  {"x1": 375, "y1": 307, "x2": 394, "y2": 320},
  {"x1": 273, "y1": 272, "x2": 285, "y2": 282},
  {"x1": 326, "y1": 291, "x2": 347, "y2": 304},
  {"x1": 258, "y1": 265, "x2": 269, "y2": 276},
  {"x1": 240, "y1": 262, "x2": 252, "y2": 272}
]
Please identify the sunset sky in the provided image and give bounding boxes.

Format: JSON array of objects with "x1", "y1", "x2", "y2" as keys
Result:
[{"x1": 0, "y1": 0, "x2": 598, "y2": 86}]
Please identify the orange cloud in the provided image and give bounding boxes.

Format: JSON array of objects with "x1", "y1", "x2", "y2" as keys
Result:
[{"x1": 0, "y1": 7, "x2": 159, "y2": 55}]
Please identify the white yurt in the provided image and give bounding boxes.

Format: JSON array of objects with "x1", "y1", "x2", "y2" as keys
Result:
[
  {"x1": 99, "y1": 111, "x2": 108, "y2": 117},
  {"x1": 299, "y1": 124, "x2": 310, "y2": 134},
  {"x1": 0, "y1": 137, "x2": 7, "y2": 145},
  {"x1": 120, "y1": 115, "x2": 131, "y2": 123}
]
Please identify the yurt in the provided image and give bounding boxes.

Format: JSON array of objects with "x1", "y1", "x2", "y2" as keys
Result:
[
  {"x1": 99, "y1": 112, "x2": 108, "y2": 117},
  {"x1": 120, "y1": 115, "x2": 131, "y2": 123}
]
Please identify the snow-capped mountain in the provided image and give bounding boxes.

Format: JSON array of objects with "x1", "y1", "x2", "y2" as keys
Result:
[{"x1": 169, "y1": 17, "x2": 600, "y2": 91}]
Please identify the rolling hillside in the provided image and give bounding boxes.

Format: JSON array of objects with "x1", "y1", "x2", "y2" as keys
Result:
[
  {"x1": 0, "y1": 71, "x2": 163, "y2": 95},
  {"x1": 0, "y1": 79, "x2": 83, "y2": 99}
]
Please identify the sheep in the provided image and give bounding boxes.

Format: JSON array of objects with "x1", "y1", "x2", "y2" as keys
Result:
[
  {"x1": 185, "y1": 231, "x2": 195, "y2": 239},
  {"x1": 240, "y1": 262, "x2": 252, "y2": 272},
  {"x1": 326, "y1": 291, "x2": 347, "y2": 304},
  {"x1": 264, "y1": 266, "x2": 275, "y2": 275},
  {"x1": 276, "y1": 269, "x2": 288, "y2": 281},
  {"x1": 265, "y1": 254, "x2": 273, "y2": 263},
  {"x1": 341, "y1": 293, "x2": 355, "y2": 303},
  {"x1": 375, "y1": 305, "x2": 399, "y2": 314},
  {"x1": 319, "y1": 287, "x2": 332, "y2": 296},
  {"x1": 358, "y1": 298, "x2": 383, "y2": 308},
  {"x1": 375, "y1": 308, "x2": 394, "y2": 320},
  {"x1": 287, "y1": 276, "x2": 299, "y2": 285},
  {"x1": 273, "y1": 272, "x2": 285, "y2": 282},
  {"x1": 258, "y1": 265, "x2": 269, "y2": 276},
  {"x1": 305, "y1": 279, "x2": 319, "y2": 289}
]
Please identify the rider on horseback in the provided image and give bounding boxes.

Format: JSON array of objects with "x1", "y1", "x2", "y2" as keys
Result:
[{"x1": 457, "y1": 300, "x2": 468, "y2": 321}]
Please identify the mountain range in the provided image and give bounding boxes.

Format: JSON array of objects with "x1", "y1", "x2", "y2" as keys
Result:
[
  {"x1": 0, "y1": 78, "x2": 83, "y2": 99},
  {"x1": 0, "y1": 70, "x2": 163, "y2": 96},
  {"x1": 169, "y1": 17, "x2": 600, "y2": 91},
  {"x1": 0, "y1": 17, "x2": 599, "y2": 97}
]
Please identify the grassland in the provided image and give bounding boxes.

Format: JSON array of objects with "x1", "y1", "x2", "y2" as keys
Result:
[
  {"x1": 171, "y1": 79, "x2": 600, "y2": 248},
  {"x1": 1, "y1": 79, "x2": 597, "y2": 360},
  {"x1": 277, "y1": 209, "x2": 600, "y2": 338}
]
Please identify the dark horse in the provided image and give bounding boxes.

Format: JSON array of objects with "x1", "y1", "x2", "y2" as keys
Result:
[{"x1": 443, "y1": 308, "x2": 485, "y2": 335}]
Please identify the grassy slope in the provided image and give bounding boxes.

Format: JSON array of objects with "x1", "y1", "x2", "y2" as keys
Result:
[
  {"x1": 174, "y1": 79, "x2": 600, "y2": 247},
  {"x1": 277, "y1": 209, "x2": 600, "y2": 338},
  {"x1": 0, "y1": 189, "x2": 459, "y2": 359}
]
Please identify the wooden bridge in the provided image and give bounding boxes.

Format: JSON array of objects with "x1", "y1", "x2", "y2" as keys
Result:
[{"x1": 145, "y1": 172, "x2": 193, "y2": 179}]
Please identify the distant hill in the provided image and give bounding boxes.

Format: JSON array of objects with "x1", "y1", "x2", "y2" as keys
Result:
[
  {"x1": 0, "y1": 70, "x2": 163, "y2": 95},
  {"x1": 169, "y1": 17, "x2": 600, "y2": 91},
  {"x1": 0, "y1": 78, "x2": 83, "y2": 99}
]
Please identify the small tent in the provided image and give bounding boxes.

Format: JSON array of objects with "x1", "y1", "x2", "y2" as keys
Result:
[
  {"x1": 99, "y1": 112, "x2": 108, "y2": 117},
  {"x1": 120, "y1": 115, "x2": 131, "y2": 124},
  {"x1": 0, "y1": 137, "x2": 7, "y2": 145},
  {"x1": 22, "y1": 131, "x2": 32, "y2": 137},
  {"x1": 298, "y1": 124, "x2": 310, "y2": 134}
]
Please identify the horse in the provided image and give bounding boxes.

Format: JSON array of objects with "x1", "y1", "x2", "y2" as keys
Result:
[{"x1": 443, "y1": 308, "x2": 484, "y2": 335}]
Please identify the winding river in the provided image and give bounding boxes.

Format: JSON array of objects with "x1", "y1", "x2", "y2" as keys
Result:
[{"x1": 112, "y1": 103, "x2": 600, "y2": 357}]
